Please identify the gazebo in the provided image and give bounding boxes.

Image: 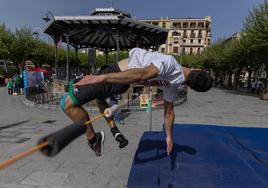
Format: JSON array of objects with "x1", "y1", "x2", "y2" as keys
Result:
[{"x1": 43, "y1": 8, "x2": 168, "y2": 80}]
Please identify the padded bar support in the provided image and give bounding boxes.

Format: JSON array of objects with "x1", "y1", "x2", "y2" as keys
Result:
[{"x1": 38, "y1": 122, "x2": 87, "y2": 157}]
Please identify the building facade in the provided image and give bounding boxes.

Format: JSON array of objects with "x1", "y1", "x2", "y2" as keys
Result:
[{"x1": 140, "y1": 16, "x2": 212, "y2": 55}]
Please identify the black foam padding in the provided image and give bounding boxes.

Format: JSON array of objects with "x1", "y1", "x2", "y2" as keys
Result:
[{"x1": 38, "y1": 122, "x2": 87, "y2": 157}]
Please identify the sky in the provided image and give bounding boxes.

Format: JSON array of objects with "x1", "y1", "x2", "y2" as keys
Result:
[{"x1": 0, "y1": 0, "x2": 264, "y2": 41}]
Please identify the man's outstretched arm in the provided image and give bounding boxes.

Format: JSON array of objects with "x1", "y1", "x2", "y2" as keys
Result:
[
  {"x1": 164, "y1": 100, "x2": 175, "y2": 155},
  {"x1": 74, "y1": 64, "x2": 159, "y2": 86}
]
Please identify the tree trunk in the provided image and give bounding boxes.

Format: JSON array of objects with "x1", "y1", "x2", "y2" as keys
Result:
[
  {"x1": 220, "y1": 73, "x2": 225, "y2": 88},
  {"x1": 214, "y1": 71, "x2": 219, "y2": 87},
  {"x1": 14, "y1": 62, "x2": 20, "y2": 74},
  {"x1": 265, "y1": 68, "x2": 268, "y2": 95},
  {"x1": 3, "y1": 59, "x2": 8, "y2": 73},
  {"x1": 233, "y1": 67, "x2": 242, "y2": 89},
  {"x1": 227, "y1": 70, "x2": 233, "y2": 89},
  {"x1": 247, "y1": 69, "x2": 252, "y2": 90}
]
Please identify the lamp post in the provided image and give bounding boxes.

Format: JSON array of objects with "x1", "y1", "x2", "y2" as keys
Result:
[
  {"x1": 65, "y1": 35, "x2": 70, "y2": 81},
  {"x1": 42, "y1": 11, "x2": 54, "y2": 23},
  {"x1": 42, "y1": 11, "x2": 58, "y2": 79}
]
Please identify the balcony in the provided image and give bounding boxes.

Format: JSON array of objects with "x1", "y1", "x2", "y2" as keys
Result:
[{"x1": 190, "y1": 33, "x2": 196, "y2": 38}]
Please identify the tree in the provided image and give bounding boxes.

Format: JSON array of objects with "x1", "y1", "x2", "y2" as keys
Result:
[
  {"x1": 243, "y1": 0, "x2": 268, "y2": 95},
  {"x1": 9, "y1": 27, "x2": 37, "y2": 72},
  {"x1": 0, "y1": 24, "x2": 14, "y2": 73}
]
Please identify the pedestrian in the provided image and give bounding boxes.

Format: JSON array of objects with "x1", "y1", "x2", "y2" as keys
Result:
[
  {"x1": 109, "y1": 94, "x2": 125, "y2": 125},
  {"x1": 61, "y1": 47, "x2": 213, "y2": 156},
  {"x1": 6, "y1": 78, "x2": 13, "y2": 95}
]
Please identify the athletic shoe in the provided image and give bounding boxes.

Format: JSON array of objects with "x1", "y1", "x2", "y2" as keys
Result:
[
  {"x1": 88, "y1": 131, "x2": 105, "y2": 157},
  {"x1": 114, "y1": 133, "x2": 128, "y2": 149}
]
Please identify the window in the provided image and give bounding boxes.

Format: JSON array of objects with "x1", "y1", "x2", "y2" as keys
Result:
[
  {"x1": 208, "y1": 38, "x2": 211, "y2": 45},
  {"x1": 198, "y1": 22, "x2": 204, "y2": 28},
  {"x1": 173, "y1": 23, "x2": 181, "y2": 28},
  {"x1": 198, "y1": 39, "x2": 202, "y2": 44},
  {"x1": 190, "y1": 22, "x2": 196, "y2": 28},
  {"x1": 198, "y1": 31, "x2": 202, "y2": 38},
  {"x1": 183, "y1": 31, "x2": 187, "y2": 38},
  {"x1": 173, "y1": 41, "x2": 179, "y2": 44},
  {"x1": 190, "y1": 48, "x2": 193, "y2": 54},
  {"x1": 172, "y1": 31, "x2": 179, "y2": 36},
  {"x1": 173, "y1": 47, "x2": 179, "y2": 53},
  {"x1": 190, "y1": 30, "x2": 195, "y2": 38},
  {"x1": 190, "y1": 39, "x2": 194, "y2": 44},
  {"x1": 162, "y1": 22, "x2": 166, "y2": 28}
]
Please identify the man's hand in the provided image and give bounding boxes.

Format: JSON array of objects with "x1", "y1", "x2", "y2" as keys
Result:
[
  {"x1": 164, "y1": 100, "x2": 175, "y2": 155},
  {"x1": 166, "y1": 136, "x2": 173, "y2": 155},
  {"x1": 73, "y1": 74, "x2": 105, "y2": 87}
]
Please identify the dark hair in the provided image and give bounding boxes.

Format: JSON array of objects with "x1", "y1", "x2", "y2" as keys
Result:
[{"x1": 185, "y1": 70, "x2": 213, "y2": 92}]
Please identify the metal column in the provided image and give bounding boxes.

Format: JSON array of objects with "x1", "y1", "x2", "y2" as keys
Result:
[
  {"x1": 149, "y1": 86, "x2": 153, "y2": 131},
  {"x1": 116, "y1": 31, "x2": 119, "y2": 63},
  {"x1": 66, "y1": 35, "x2": 70, "y2": 81},
  {"x1": 54, "y1": 41, "x2": 58, "y2": 79}
]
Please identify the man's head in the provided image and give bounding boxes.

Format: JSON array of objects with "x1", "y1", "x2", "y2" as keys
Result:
[{"x1": 185, "y1": 70, "x2": 213, "y2": 92}]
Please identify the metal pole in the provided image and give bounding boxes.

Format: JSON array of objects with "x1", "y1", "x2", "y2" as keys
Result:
[
  {"x1": 116, "y1": 32, "x2": 119, "y2": 63},
  {"x1": 66, "y1": 35, "x2": 69, "y2": 81},
  {"x1": 75, "y1": 47, "x2": 78, "y2": 66},
  {"x1": 149, "y1": 86, "x2": 153, "y2": 131},
  {"x1": 105, "y1": 50, "x2": 108, "y2": 64},
  {"x1": 54, "y1": 42, "x2": 58, "y2": 79}
]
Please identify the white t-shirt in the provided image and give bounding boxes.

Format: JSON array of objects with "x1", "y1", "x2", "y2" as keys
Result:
[{"x1": 128, "y1": 48, "x2": 185, "y2": 102}]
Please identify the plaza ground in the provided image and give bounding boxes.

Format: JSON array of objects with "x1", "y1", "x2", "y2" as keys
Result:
[{"x1": 0, "y1": 87, "x2": 267, "y2": 188}]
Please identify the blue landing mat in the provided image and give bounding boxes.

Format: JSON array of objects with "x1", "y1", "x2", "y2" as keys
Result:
[{"x1": 127, "y1": 124, "x2": 268, "y2": 188}]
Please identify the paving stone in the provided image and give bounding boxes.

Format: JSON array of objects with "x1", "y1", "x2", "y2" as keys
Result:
[
  {"x1": 62, "y1": 172, "x2": 109, "y2": 188},
  {"x1": 0, "y1": 169, "x2": 30, "y2": 184},
  {"x1": 21, "y1": 160, "x2": 62, "y2": 172},
  {"x1": 106, "y1": 177, "x2": 128, "y2": 188},
  {"x1": 21, "y1": 171, "x2": 68, "y2": 187},
  {"x1": 0, "y1": 183, "x2": 36, "y2": 188},
  {"x1": 55, "y1": 162, "x2": 98, "y2": 174}
]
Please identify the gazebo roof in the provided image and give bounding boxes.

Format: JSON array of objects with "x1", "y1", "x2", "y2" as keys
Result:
[{"x1": 43, "y1": 8, "x2": 168, "y2": 51}]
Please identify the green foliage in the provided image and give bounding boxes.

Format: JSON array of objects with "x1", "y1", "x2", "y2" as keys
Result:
[
  {"x1": 0, "y1": 24, "x2": 14, "y2": 60},
  {"x1": 173, "y1": 54, "x2": 204, "y2": 68},
  {"x1": 189, "y1": 1, "x2": 268, "y2": 74},
  {"x1": 95, "y1": 51, "x2": 129, "y2": 68},
  {"x1": 0, "y1": 67, "x2": 5, "y2": 75}
]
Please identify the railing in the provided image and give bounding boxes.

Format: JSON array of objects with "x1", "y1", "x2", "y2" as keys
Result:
[
  {"x1": 25, "y1": 82, "x2": 64, "y2": 105},
  {"x1": 28, "y1": 92, "x2": 64, "y2": 105},
  {"x1": 55, "y1": 67, "x2": 85, "y2": 81},
  {"x1": 25, "y1": 80, "x2": 188, "y2": 108}
]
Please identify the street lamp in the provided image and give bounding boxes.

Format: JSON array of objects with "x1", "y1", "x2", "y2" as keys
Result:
[
  {"x1": 42, "y1": 11, "x2": 58, "y2": 79},
  {"x1": 33, "y1": 25, "x2": 57, "y2": 79},
  {"x1": 43, "y1": 11, "x2": 54, "y2": 23}
]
